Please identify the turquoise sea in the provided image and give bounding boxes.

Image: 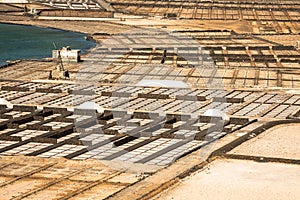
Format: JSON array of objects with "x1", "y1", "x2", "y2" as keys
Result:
[{"x1": 0, "y1": 23, "x2": 95, "y2": 65}]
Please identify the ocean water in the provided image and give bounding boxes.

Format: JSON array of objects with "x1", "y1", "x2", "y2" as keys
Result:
[{"x1": 0, "y1": 23, "x2": 95, "y2": 64}]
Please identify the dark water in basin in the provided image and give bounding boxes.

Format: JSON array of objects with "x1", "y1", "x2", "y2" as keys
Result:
[{"x1": 0, "y1": 23, "x2": 95, "y2": 64}]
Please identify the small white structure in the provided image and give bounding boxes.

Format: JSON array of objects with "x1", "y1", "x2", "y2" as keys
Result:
[{"x1": 52, "y1": 46, "x2": 81, "y2": 62}]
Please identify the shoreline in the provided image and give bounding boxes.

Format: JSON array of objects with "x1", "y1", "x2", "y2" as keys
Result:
[
  {"x1": 0, "y1": 16, "x2": 132, "y2": 63},
  {"x1": 0, "y1": 20, "x2": 98, "y2": 63},
  {"x1": 0, "y1": 20, "x2": 91, "y2": 35},
  {"x1": 0, "y1": 14, "x2": 131, "y2": 34}
]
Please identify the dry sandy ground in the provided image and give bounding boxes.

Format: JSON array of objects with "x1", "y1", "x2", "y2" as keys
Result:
[
  {"x1": 0, "y1": 14, "x2": 131, "y2": 35},
  {"x1": 229, "y1": 123, "x2": 300, "y2": 160},
  {"x1": 155, "y1": 158, "x2": 300, "y2": 200},
  {"x1": 113, "y1": 17, "x2": 253, "y2": 34},
  {"x1": 0, "y1": 14, "x2": 253, "y2": 35}
]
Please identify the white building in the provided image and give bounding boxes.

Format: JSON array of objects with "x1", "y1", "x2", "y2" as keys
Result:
[{"x1": 52, "y1": 46, "x2": 81, "y2": 62}]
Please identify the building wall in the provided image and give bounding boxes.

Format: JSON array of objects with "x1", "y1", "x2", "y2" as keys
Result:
[{"x1": 52, "y1": 49, "x2": 80, "y2": 62}]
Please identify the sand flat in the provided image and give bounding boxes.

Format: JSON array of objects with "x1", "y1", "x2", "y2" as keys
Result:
[
  {"x1": 156, "y1": 159, "x2": 300, "y2": 200},
  {"x1": 229, "y1": 123, "x2": 300, "y2": 160}
]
